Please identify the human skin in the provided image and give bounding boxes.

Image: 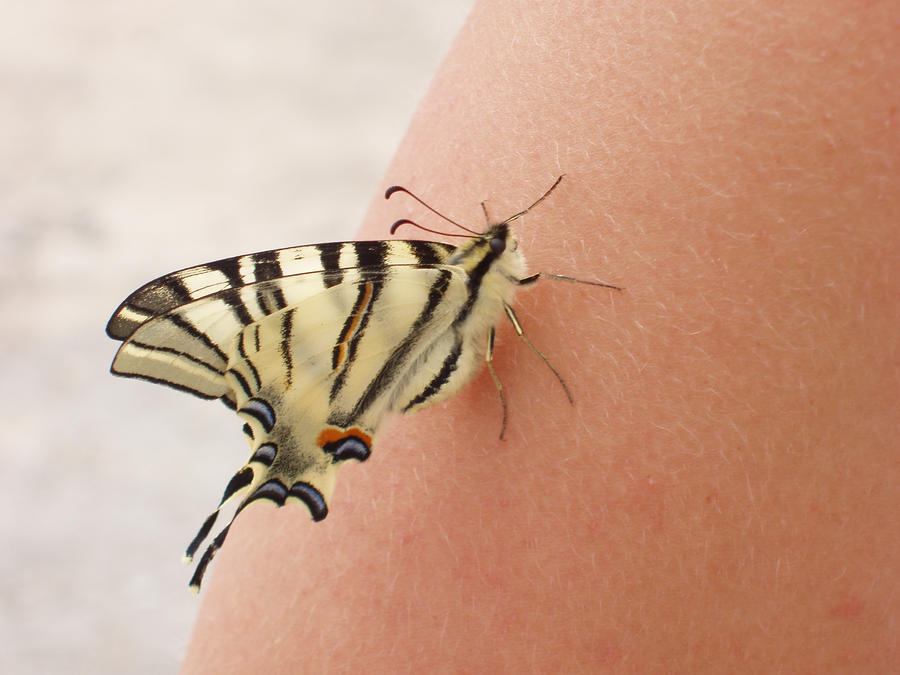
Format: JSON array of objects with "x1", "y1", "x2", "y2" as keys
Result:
[{"x1": 182, "y1": 0, "x2": 898, "y2": 671}]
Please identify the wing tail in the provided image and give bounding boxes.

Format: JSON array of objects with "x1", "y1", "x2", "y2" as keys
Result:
[
  {"x1": 182, "y1": 420, "x2": 377, "y2": 590},
  {"x1": 183, "y1": 461, "x2": 339, "y2": 591}
]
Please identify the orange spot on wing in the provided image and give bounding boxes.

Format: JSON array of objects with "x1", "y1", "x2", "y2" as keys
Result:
[
  {"x1": 317, "y1": 427, "x2": 373, "y2": 448},
  {"x1": 333, "y1": 282, "x2": 373, "y2": 370}
]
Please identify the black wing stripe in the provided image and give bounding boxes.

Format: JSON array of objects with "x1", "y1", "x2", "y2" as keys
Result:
[
  {"x1": 251, "y1": 250, "x2": 284, "y2": 282},
  {"x1": 329, "y1": 280, "x2": 383, "y2": 401},
  {"x1": 220, "y1": 466, "x2": 254, "y2": 504},
  {"x1": 185, "y1": 511, "x2": 220, "y2": 561},
  {"x1": 110, "y1": 369, "x2": 220, "y2": 400},
  {"x1": 237, "y1": 331, "x2": 261, "y2": 390},
  {"x1": 255, "y1": 287, "x2": 274, "y2": 316},
  {"x1": 345, "y1": 269, "x2": 453, "y2": 421},
  {"x1": 406, "y1": 240, "x2": 454, "y2": 265},
  {"x1": 280, "y1": 308, "x2": 295, "y2": 387},
  {"x1": 105, "y1": 275, "x2": 194, "y2": 340},
  {"x1": 453, "y1": 243, "x2": 498, "y2": 325},
  {"x1": 319, "y1": 243, "x2": 343, "y2": 289},
  {"x1": 126, "y1": 275, "x2": 194, "y2": 317},
  {"x1": 163, "y1": 276, "x2": 195, "y2": 307},
  {"x1": 252, "y1": 251, "x2": 288, "y2": 313},
  {"x1": 402, "y1": 337, "x2": 463, "y2": 411},
  {"x1": 332, "y1": 282, "x2": 374, "y2": 370},
  {"x1": 335, "y1": 281, "x2": 382, "y2": 390},
  {"x1": 167, "y1": 314, "x2": 229, "y2": 364},
  {"x1": 105, "y1": 305, "x2": 153, "y2": 340},
  {"x1": 208, "y1": 257, "x2": 244, "y2": 289},
  {"x1": 227, "y1": 368, "x2": 253, "y2": 399},
  {"x1": 195, "y1": 258, "x2": 251, "y2": 325},
  {"x1": 124, "y1": 340, "x2": 223, "y2": 376},
  {"x1": 188, "y1": 524, "x2": 230, "y2": 591},
  {"x1": 355, "y1": 240, "x2": 390, "y2": 271},
  {"x1": 221, "y1": 288, "x2": 254, "y2": 326}
]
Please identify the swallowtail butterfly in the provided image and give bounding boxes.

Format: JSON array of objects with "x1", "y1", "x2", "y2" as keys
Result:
[{"x1": 106, "y1": 177, "x2": 621, "y2": 590}]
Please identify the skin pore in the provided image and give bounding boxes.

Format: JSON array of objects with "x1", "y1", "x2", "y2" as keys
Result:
[{"x1": 182, "y1": 1, "x2": 898, "y2": 671}]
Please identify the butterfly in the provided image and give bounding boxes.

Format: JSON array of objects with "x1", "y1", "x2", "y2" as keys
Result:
[{"x1": 106, "y1": 176, "x2": 621, "y2": 590}]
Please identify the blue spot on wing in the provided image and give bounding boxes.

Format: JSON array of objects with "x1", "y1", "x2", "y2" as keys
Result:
[
  {"x1": 320, "y1": 435, "x2": 371, "y2": 462},
  {"x1": 239, "y1": 397, "x2": 276, "y2": 432},
  {"x1": 288, "y1": 482, "x2": 328, "y2": 521},
  {"x1": 250, "y1": 443, "x2": 277, "y2": 466}
]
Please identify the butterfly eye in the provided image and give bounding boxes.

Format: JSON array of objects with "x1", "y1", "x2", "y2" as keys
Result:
[{"x1": 490, "y1": 237, "x2": 506, "y2": 254}]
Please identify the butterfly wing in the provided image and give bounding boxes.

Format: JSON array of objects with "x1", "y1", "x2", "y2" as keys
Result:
[
  {"x1": 107, "y1": 239, "x2": 468, "y2": 589},
  {"x1": 107, "y1": 240, "x2": 456, "y2": 404}
]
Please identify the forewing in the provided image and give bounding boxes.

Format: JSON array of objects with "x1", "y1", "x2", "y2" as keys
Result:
[
  {"x1": 106, "y1": 239, "x2": 455, "y2": 340},
  {"x1": 107, "y1": 240, "x2": 456, "y2": 405}
]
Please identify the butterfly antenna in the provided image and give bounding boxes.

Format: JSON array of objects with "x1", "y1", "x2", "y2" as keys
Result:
[
  {"x1": 503, "y1": 174, "x2": 565, "y2": 225},
  {"x1": 385, "y1": 185, "x2": 480, "y2": 235},
  {"x1": 389, "y1": 219, "x2": 472, "y2": 238}
]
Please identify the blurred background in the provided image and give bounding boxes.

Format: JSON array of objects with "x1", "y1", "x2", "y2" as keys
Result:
[{"x1": 0, "y1": 1, "x2": 472, "y2": 671}]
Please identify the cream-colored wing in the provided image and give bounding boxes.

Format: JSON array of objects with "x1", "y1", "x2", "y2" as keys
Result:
[{"x1": 108, "y1": 242, "x2": 476, "y2": 589}]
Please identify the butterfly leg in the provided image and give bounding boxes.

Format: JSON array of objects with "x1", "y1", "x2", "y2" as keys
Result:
[
  {"x1": 485, "y1": 326, "x2": 508, "y2": 439},
  {"x1": 517, "y1": 272, "x2": 622, "y2": 290},
  {"x1": 502, "y1": 302, "x2": 575, "y2": 404}
]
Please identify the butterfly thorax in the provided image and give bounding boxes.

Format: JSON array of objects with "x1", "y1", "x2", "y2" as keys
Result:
[
  {"x1": 445, "y1": 224, "x2": 526, "y2": 283},
  {"x1": 443, "y1": 223, "x2": 526, "y2": 336}
]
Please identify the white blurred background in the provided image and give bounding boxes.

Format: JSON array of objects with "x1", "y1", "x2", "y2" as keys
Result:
[{"x1": 0, "y1": 1, "x2": 472, "y2": 671}]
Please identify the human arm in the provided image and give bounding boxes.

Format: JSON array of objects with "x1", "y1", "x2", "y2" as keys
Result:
[{"x1": 182, "y1": 1, "x2": 898, "y2": 670}]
